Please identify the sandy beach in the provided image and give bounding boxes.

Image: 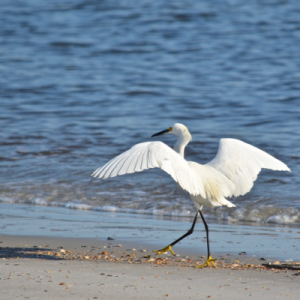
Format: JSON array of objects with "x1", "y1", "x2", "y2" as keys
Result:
[{"x1": 1, "y1": 234, "x2": 299, "y2": 300}]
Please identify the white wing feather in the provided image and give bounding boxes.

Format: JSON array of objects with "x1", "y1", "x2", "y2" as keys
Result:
[
  {"x1": 207, "y1": 138, "x2": 291, "y2": 197},
  {"x1": 92, "y1": 142, "x2": 206, "y2": 197}
]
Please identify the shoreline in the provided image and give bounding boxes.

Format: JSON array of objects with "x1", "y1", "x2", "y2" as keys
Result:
[{"x1": 1, "y1": 202, "x2": 300, "y2": 261}]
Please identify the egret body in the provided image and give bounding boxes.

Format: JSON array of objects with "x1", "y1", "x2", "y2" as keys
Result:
[{"x1": 92, "y1": 123, "x2": 290, "y2": 267}]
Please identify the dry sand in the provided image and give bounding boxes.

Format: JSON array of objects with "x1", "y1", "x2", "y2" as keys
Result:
[{"x1": 1, "y1": 235, "x2": 299, "y2": 299}]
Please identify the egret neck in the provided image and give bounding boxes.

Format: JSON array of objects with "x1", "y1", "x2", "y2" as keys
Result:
[{"x1": 173, "y1": 128, "x2": 192, "y2": 158}]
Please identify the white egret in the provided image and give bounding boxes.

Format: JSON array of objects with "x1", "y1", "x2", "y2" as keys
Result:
[{"x1": 92, "y1": 123, "x2": 290, "y2": 267}]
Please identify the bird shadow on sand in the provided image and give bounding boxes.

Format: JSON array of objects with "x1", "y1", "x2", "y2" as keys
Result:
[{"x1": 0, "y1": 246, "x2": 65, "y2": 260}]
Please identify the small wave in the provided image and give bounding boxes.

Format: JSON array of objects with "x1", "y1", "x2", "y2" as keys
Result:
[
  {"x1": 31, "y1": 198, "x2": 47, "y2": 206},
  {"x1": 0, "y1": 156, "x2": 19, "y2": 161},
  {"x1": 1, "y1": 196, "x2": 300, "y2": 225},
  {"x1": 0, "y1": 197, "x2": 15, "y2": 203},
  {"x1": 212, "y1": 205, "x2": 300, "y2": 225},
  {"x1": 266, "y1": 214, "x2": 300, "y2": 224},
  {"x1": 92, "y1": 205, "x2": 119, "y2": 212},
  {"x1": 123, "y1": 90, "x2": 165, "y2": 97},
  {"x1": 65, "y1": 202, "x2": 92, "y2": 210},
  {"x1": 50, "y1": 41, "x2": 92, "y2": 48}
]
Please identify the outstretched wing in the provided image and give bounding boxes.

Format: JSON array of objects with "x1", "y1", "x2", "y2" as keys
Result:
[
  {"x1": 207, "y1": 138, "x2": 290, "y2": 197},
  {"x1": 92, "y1": 141, "x2": 206, "y2": 197}
]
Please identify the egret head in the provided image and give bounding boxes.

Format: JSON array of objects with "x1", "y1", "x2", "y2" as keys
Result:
[
  {"x1": 151, "y1": 123, "x2": 192, "y2": 157},
  {"x1": 151, "y1": 123, "x2": 192, "y2": 141}
]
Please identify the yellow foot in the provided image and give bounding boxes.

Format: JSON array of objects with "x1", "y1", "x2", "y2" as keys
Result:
[
  {"x1": 153, "y1": 245, "x2": 176, "y2": 256},
  {"x1": 195, "y1": 256, "x2": 217, "y2": 268}
]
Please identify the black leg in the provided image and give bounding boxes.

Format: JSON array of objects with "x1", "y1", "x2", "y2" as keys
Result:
[
  {"x1": 194, "y1": 210, "x2": 216, "y2": 268},
  {"x1": 169, "y1": 211, "x2": 199, "y2": 247},
  {"x1": 199, "y1": 209, "x2": 210, "y2": 258}
]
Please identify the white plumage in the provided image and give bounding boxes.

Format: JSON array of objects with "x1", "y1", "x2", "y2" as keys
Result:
[
  {"x1": 93, "y1": 141, "x2": 203, "y2": 195},
  {"x1": 92, "y1": 124, "x2": 290, "y2": 208}
]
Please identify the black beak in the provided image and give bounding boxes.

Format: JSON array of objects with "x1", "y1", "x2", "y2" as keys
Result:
[{"x1": 151, "y1": 129, "x2": 170, "y2": 137}]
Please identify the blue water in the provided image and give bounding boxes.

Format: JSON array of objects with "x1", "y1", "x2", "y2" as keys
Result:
[{"x1": 1, "y1": 0, "x2": 300, "y2": 225}]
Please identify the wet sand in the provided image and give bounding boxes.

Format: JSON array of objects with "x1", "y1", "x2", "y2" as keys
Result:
[
  {"x1": 1, "y1": 234, "x2": 299, "y2": 300},
  {"x1": 1, "y1": 203, "x2": 300, "y2": 261}
]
